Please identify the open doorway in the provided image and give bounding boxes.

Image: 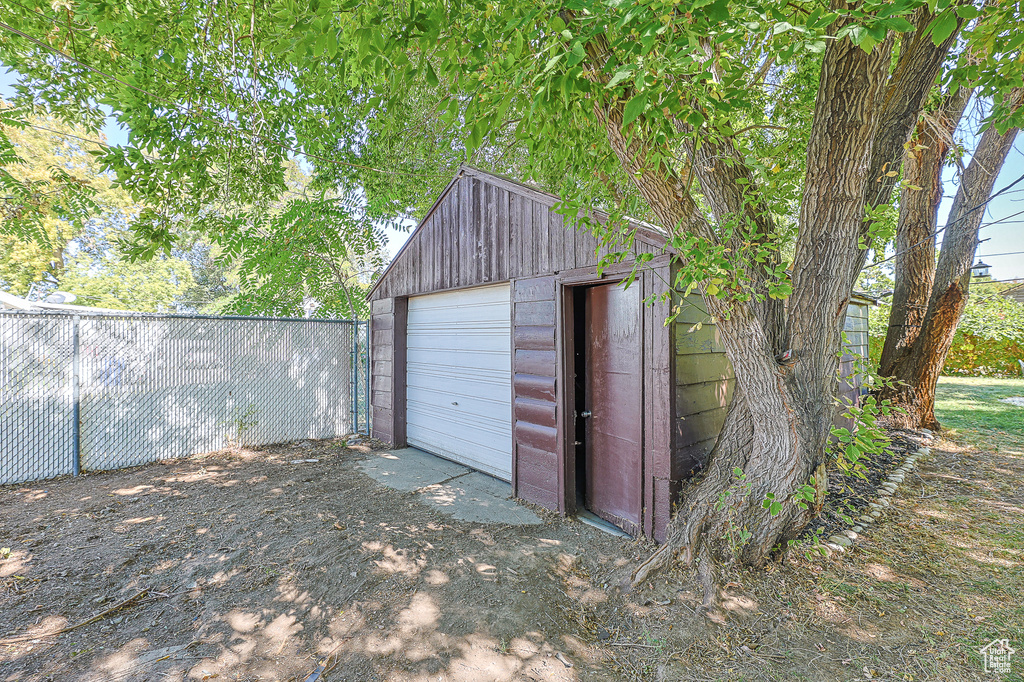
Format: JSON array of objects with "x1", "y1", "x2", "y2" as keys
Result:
[{"x1": 568, "y1": 281, "x2": 643, "y2": 536}]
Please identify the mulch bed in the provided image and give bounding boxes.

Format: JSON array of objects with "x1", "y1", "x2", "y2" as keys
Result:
[{"x1": 803, "y1": 429, "x2": 923, "y2": 541}]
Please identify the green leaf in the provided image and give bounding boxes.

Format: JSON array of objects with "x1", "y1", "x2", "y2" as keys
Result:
[
  {"x1": 928, "y1": 10, "x2": 958, "y2": 45},
  {"x1": 954, "y1": 5, "x2": 979, "y2": 20},
  {"x1": 606, "y1": 68, "x2": 633, "y2": 89},
  {"x1": 621, "y1": 92, "x2": 648, "y2": 128},
  {"x1": 424, "y1": 61, "x2": 439, "y2": 87}
]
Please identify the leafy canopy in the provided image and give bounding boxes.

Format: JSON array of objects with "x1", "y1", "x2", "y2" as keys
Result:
[{"x1": 0, "y1": 0, "x2": 1020, "y2": 313}]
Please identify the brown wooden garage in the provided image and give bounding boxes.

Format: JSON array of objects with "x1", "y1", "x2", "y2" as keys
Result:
[{"x1": 368, "y1": 166, "x2": 870, "y2": 540}]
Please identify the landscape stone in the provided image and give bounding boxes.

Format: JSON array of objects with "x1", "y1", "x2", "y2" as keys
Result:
[
  {"x1": 829, "y1": 535, "x2": 853, "y2": 547},
  {"x1": 851, "y1": 525, "x2": 864, "y2": 533}
]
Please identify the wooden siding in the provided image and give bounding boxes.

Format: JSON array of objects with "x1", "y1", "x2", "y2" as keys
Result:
[
  {"x1": 672, "y1": 294, "x2": 735, "y2": 478},
  {"x1": 642, "y1": 265, "x2": 674, "y2": 541},
  {"x1": 839, "y1": 300, "x2": 870, "y2": 408},
  {"x1": 368, "y1": 169, "x2": 664, "y2": 302},
  {"x1": 512, "y1": 276, "x2": 560, "y2": 511},
  {"x1": 671, "y1": 294, "x2": 873, "y2": 477},
  {"x1": 370, "y1": 297, "x2": 407, "y2": 447}
]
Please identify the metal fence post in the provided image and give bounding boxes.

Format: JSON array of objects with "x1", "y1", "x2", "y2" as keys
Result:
[
  {"x1": 364, "y1": 321, "x2": 371, "y2": 434},
  {"x1": 72, "y1": 315, "x2": 81, "y2": 476},
  {"x1": 351, "y1": 322, "x2": 358, "y2": 435}
]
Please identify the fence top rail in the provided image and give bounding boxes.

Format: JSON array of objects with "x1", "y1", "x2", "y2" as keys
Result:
[{"x1": 0, "y1": 309, "x2": 364, "y2": 324}]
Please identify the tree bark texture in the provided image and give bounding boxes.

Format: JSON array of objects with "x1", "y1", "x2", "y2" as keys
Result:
[
  {"x1": 881, "y1": 90, "x2": 1022, "y2": 428},
  {"x1": 847, "y1": 6, "x2": 966, "y2": 288},
  {"x1": 630, "y1": 28, "x2": 899, "y2": 582},
  {"x1": 879, "y1": 88, "x2": 972, "y2": 374},
  {"x1": 570, "y1": 5, "x2": 959, "y2": 590}
]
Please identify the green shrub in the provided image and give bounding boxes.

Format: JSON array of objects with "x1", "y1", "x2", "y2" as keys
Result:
[{"x1": 868, "y1": 290, "x2": 1024, "y2": 377}]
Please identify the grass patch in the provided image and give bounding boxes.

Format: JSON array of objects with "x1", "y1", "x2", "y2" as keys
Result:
[{"x1": 935, "y1": 376, "x2": 1024, "y2": 453}]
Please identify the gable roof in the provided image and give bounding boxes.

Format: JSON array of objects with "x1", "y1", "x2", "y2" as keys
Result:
[
  {"x1": 366, "y1": 165, "x2": 875, "y2": 306},
  {"x1": 367, "y1": 165, "x2": 669, "y2": 299}
]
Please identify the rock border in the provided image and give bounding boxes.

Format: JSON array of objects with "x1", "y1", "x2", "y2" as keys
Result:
[{"x1": 822, "y1": 446, "x2": 931, "y2": 554}]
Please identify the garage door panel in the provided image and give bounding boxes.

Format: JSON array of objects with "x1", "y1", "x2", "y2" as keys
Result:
[
  {"x1": 407, "y1": 343, "x2": 509, "y2": 365},
  {"x1": 407, "y1": 328, "x2": 509, "y2": 350},
  {"x1": 402, "y1": 423, "x2": 510, "y2": 478},
  {"x1": 406, "y1": 401, "x2": 510, "y2": 447},
  {"x1": 406, "y1": 284, "x2": 513, "y2": 481},
  {"x1": 407, "y1": 389, "x2": 511, "y2": 428}
]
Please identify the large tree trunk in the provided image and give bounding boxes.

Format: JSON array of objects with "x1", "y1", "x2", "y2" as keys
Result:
[
  {"x1": 624, "y1": 28, "x2": 895, "y2": 588},
  {"x1": 879, "y1": 88, "x2": 972, "y2": 373},
  {"x1": 570, "y1": 5, "x2": 958, "y2": 597},
  {"x1": 881, "y1": 92, "x2": 1021, "y2": 428}
]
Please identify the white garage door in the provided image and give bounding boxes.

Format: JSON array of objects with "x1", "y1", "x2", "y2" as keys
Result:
[{"x1": 406, "y1": 284, "x2": 513, "y2": 480}]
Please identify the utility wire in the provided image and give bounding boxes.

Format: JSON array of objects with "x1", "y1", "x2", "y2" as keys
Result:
[
  {"x1": 862, "y1": 170, "x2": 1024, "y2": 271},
  {"x1": 0, "y1": 19, "x2": 451, "y2": 180},
  {"x1": 976, "y1": 250, "x2": 1024, "y2": 258}
]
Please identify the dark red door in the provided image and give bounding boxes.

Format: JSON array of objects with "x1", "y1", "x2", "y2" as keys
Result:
[{"x1": 584, "y1": 283, "x2": 642, "y2": 534}]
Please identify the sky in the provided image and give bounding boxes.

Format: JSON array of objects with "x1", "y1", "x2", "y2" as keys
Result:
[{"x1": 2, "y1": 68, "x2": 1021, "y2": 281}]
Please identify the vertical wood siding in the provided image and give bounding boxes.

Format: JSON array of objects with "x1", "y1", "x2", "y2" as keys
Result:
[
  {"x1": 370, "y1": 298, "x2": 395, "y2": 444},
  {"x1": 368, "y1": 170, "x2": 660, "y2": 301},
  {"x1": 370, "y1": 298, "x2": 407, "y2": 446},
  {"x1": 642, "y1": 265, "x2": 674, "y2": 540}
]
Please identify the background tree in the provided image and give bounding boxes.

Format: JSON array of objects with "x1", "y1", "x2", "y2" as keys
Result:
[
  {"x1": 871, "y1": 285, "x2": 1024, "y2": 377},
  {"x1": 1, "y1": 0, "x2": 1021, "y2": 598},
  {"x1": 0, "y1": 107, "x2": 104, "y2": 292},
  {"x1": 876, "y1": 85, "x2": 1022, "y2": 428},
  {"x1": 0, "y1": 108, "x2": 232, "y2": 311}
]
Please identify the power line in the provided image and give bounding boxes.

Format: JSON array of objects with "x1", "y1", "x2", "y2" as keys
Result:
[
  {"x1": 976, "y1": 250, "x2": 1024, "y2": 258},
  {"x1": 975, "y1": 207, "x2": 1024, "y2": 230},
  {"x1": 0, "y1": 19, "x2": 451, "y2": 180},
  {"x1": 863, "y1": 170, "x2": 1024, "y2": 271}
]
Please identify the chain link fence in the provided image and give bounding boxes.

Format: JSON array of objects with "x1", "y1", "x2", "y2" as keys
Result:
[{"x1": 1, "y1": 311, "x2": 369, "y2": 485}]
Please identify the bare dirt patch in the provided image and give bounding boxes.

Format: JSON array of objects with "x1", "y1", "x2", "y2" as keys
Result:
[
  {"x1": 2, "y1": 435, "x2": 1021, "y2": 681},
  {"x1": 0, "y1": 439, "x2": 642, "y2": 681}
]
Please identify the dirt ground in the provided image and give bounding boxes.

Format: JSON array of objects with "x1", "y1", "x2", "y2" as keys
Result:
[{"x1": 1, "y1": 435, "x2": 1021, "y2": 681}]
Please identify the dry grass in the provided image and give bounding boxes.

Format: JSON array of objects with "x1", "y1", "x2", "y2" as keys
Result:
[{"x1": 568, "y1": 433, "x2": 1023, "y2": 680}]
